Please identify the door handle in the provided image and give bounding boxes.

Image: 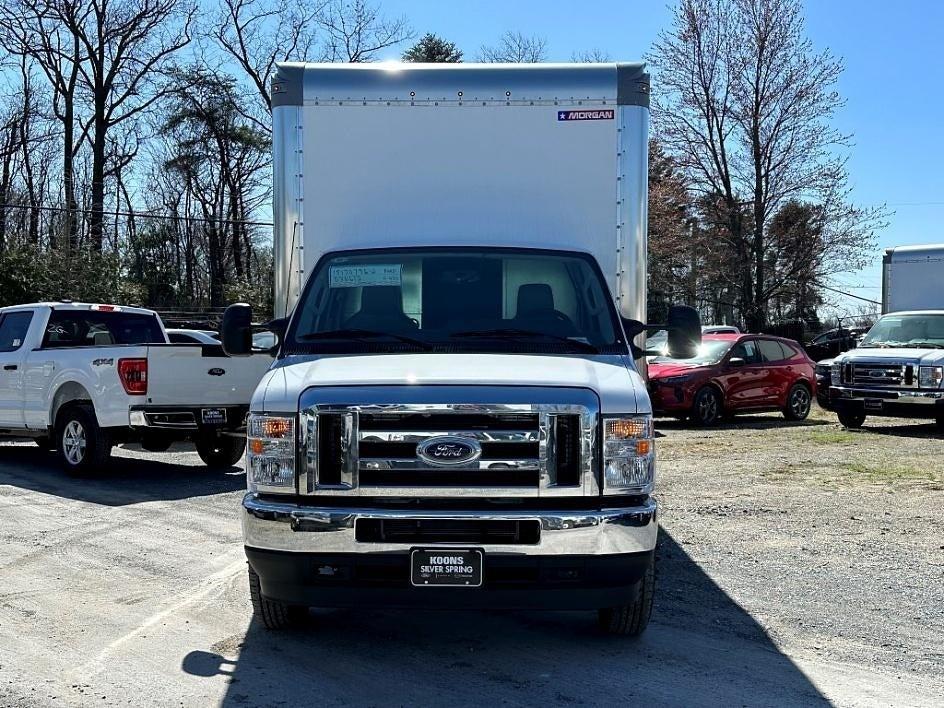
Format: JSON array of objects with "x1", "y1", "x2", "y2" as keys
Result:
[{"x1": 3, "y1": 364, "x2": 17, "y2": 371}]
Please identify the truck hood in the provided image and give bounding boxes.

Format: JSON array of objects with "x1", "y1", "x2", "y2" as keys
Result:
[
  {"x1": 836, "y1": 348, "x2": 944, "y2": 366},
  {"x1": 254, "y1": 353, "x2": 646, "y2": 415}
]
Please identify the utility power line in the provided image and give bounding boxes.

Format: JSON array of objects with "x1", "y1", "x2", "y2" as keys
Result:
[{"x1": 0, "y1": 201, "x2": 273, "y2": 227}]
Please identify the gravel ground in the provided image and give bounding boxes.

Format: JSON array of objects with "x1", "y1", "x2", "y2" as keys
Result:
[{"x1": 0, "y1": 407, "x2": 942, "y2": 707}]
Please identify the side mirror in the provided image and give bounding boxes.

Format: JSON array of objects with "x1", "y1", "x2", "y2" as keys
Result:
[
  {"x1": 666, "y1": 305, "x2": 701, "y2": 360},
  {"x1": 727, "y1": 357, "x2": 746, "y2": 368},
  {"x1": 221, "y1": 303, "x2": 253, "y2": 357}
]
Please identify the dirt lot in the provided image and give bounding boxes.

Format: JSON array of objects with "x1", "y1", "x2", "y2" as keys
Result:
[{"x1": 0, "y1": 407, "x2": 942, "y2": 707}]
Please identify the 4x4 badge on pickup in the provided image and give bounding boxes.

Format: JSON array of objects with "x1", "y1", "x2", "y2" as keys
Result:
[{"x1": 417, "y1": 436, "x2": 482, "y2": 466}]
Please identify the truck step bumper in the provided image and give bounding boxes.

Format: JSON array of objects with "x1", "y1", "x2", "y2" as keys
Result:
[{"x1": 246, "y1": 547, "x2": 653, "y2": 610}]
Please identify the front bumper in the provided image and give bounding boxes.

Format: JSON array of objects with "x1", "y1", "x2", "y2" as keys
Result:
[
  {"x1": 242, "y1": 493, "x2": 658, "y2": 609},
  {"x1": 832, "y1": 386, "x2": 944, "y2": 419}
]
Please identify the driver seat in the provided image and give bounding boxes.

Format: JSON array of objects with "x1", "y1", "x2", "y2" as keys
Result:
[{"x1": 513, "y1": 283, "x2": 576, "y2": 335}]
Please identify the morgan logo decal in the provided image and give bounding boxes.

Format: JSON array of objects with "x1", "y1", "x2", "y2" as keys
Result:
[
  {"x1": 417, "y1": 436, "x2": 482, "y2": 466},
  {"x1": 557, "y1": 109, "x2": 614, "y2": 121}
]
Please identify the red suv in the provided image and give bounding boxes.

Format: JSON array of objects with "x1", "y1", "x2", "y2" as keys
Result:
[{"x1": 648, "y1": 334, "x2": 816, "y2": 426}]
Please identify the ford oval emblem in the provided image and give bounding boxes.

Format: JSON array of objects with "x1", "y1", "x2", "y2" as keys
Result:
[
  {"x1": 417, "y1": 436, "x2": 482, "y2": 466},
  {"x1": 208, "y1": 368, "x2": 226, "y2": 376}
]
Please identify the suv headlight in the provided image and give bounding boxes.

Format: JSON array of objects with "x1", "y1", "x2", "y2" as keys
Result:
[
  {"x1": 919, "y1": 366, "x2": 944, "y2": 389},
  {"x1": 247, "y1": 414, "x2": 296, "y2": 492},
  {"x1": 603, "y1": 415, "x2": 655, "y2": 494}
]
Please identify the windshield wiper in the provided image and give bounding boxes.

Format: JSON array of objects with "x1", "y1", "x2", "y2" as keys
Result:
[
  {"x1": 297, "y1": 328, "x2": 432, "y2": 350},
  {"x1": 451, "y1": 328, "x2": 600, "y2": 353},
  {"x1": 905, "y1": 342, "x2": 944, "y2": 349}
]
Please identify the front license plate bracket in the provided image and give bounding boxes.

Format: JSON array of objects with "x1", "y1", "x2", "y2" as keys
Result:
[{"x1": 410, "y1": 549, "x2": 483, "y2": 588}]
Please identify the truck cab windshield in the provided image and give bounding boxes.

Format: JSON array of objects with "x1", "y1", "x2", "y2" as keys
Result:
[
  {"x1": 286, "y1": 248, "x2": 625, "y2": 354},
  {"x1": 859, "y1": 314, "x2": 944, "y2": 349}
]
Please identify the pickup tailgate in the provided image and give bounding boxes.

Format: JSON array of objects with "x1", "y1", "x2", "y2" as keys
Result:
[{"x1": 144, "y1": 344, "x2": 272, "y2": 407}]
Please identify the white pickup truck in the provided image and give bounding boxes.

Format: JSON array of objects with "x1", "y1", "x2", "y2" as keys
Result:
[{"x1": 0, "y1": 302, "x2": 273, "y2": 473}]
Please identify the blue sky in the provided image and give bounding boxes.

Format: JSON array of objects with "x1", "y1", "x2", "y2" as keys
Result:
[{"x1": 379, "y1": 0, "x2": 944, "y2": 318}]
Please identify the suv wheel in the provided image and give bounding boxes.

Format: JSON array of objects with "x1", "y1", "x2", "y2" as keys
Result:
[
  {"x1": 195, "y1": 435, "x2": 246, "y2": 469},
  {"x1": 691, "y1": 387, "x2": 723, "y2": 426},
  {"x1": 783, "y1": 383, "x2": 812, "y2": 421},
  {"x1": 248, "y1": 565, "x2": 307, "y2": 630},
  {"x1": 598, "y1": 556, "x2": 655, "y2": 636},
  {"x1": 837, "y1": 409, "x2": 866, "y2": 429},
  {"x1": 56, "y1": 404, "x2": 112, "y2": 475}
]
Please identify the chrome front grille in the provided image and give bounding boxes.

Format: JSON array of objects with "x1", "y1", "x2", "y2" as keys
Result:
[
  {"x1": 846, "y1": 361, "x2": 915, "y2": 389},
  {"x1": 298, "y1": 386, "x2": 599, "y2": 498}
]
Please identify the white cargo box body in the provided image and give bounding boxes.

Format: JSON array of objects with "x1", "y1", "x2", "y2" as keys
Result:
[
  {"x1": 882, "y1": 244, "x2": 944, "y2": 313},
  {"x1": 270, "y1": 62, "x2": 651, "y2": 327}
]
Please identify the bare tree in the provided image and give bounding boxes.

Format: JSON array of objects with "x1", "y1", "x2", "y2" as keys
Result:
[
  {"x1": 62, "y1": 0, "x2": 195, "y2": 252},
  {"x1": 650, "y1": 0, "x2": 885, "y2": 330},
  {"x1": 572, "y1": 49, "x2": 611, "y2": 63},
  {"x1": 0, "y1": 0, "x2": 89, "y2": 249},
  {"x1": 479, "y1": 31, "x2": 548, "y2": 63},
  {"x1": 214, "y1": 0, "x2": 322, "y2": 125},
  {"x1": 316, "y1": 0, "x2": 413, "y2": 62}
]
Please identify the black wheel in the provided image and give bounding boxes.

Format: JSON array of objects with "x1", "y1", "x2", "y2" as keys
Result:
[
  {"x1": 690, "y1": 387, "x2": 723, "y2": 426},
  {"x1": 783, "y1": 383, "x2": 812, "y2": 421},
  {"x1": 248, "y1": 565, "x2": 307, "y2": 630},
  {"x1": 56, "y1": 404, "x2": 112, "y2": 476},
  {"x1": 195, "y1": 435, "x2": 246, "y2": 468},
  {"x1": 837, "y1": 409, "x2": 866, "y2": 429},
  {"x1": 598, "y1": 555, "x2": 656, "y2": 637}
]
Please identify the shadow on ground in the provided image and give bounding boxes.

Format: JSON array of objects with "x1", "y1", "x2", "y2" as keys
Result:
[
  {"x1": 0, "y1": 442, "x2": 244, "y2": 505},
  {"x1": 182, "y1": 530, "x2": 827, "y2": 707}
]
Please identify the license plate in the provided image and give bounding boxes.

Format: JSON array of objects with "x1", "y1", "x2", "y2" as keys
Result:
[
  {"x1": 411, "y1": 549, "x2": 483, "y2": 588},
  {"x1": 201, "y1": 408, "x2": 227, "y2": 425},
  {"x1": 864, "y1": 399, "x2": 883, "y2": 411}
]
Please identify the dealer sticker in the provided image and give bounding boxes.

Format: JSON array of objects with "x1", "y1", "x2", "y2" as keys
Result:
[
  {"x1": 329, "y1": 264, "x2": 402, "y2": 288},
  {"x1": 557, "y1": 109, "x2": 614, "y2": 121}
]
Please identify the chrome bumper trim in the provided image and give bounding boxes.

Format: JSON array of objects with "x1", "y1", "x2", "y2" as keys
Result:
[
  {"x1": 241, "y1": 493, "x2": 658, "y2": 556},
  {"x1": 834, "y1": 386, "x2": 944, "y2": 403}
]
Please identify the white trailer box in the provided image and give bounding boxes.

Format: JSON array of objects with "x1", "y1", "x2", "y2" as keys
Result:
[
  {"x1": 270, "y1": 62, "x2": 649, "y2": 330},
  {"x1": 882, "y1": 243, "x2": 944, "y2": 313}
]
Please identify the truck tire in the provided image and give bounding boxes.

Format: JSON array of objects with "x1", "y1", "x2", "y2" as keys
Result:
[
  {"x1": 690, "y1": 387, "x2": 723, "y2": 426},
  {"x1": 598, "y1": 556, "x2": 655, "y2": 637},
  {"x1": 783, "y1": 383, "x2": 812, "y2": 421},
  {"x1": 195, "y1": 435, "x2": 246, "y2": 469},
  {"x1": 837, "y1": 409, "x2": 866, "y2": 429},
  {"x1": 248, "y1": 565, "x2": 307, "y2": 630},
  {"x1": 56, "y1": 404, "x2": 112, "y2": 476}
]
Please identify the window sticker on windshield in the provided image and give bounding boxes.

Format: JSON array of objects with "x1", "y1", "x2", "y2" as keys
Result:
[{"x1": 329, "y1": 264, "x2": 402, "y2": 288}]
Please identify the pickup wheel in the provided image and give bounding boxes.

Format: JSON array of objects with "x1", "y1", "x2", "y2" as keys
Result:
[
  {"x1": 248, "y1": 565, "x2": 307, "y2": 630},
  {"x1": 690, "y1": 386, "x2": 723, "y2": 426},
  {"x1": 56, "y1": 404, "x2": 112, "y2": 476},
  {"x1": 598, "y1": 555, "x2": 655, "y2": 637},
  {"x1": 195, "y1": 435, "x2": 246, "y2": 469},
  {"x1": 783, "y1": 383, "x2": 812, "y2": 421},
  {"x1": 837, "y1": 409, "x2": 866, "y2": 429}
]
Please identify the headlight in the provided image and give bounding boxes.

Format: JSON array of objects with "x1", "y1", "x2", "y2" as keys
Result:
[
  {"x1": 603, "y1": 415, "x2": 655, "y2": 495},
  {"x1": 247, "y1": 413, "x2": 296, "y2": 492},
  {"x1": 659, "y1": 375, "x2": 692, "y2": 385},
  {"x1": 919, "y1": 366, "x2": 944, "y2": 389},
  {"x1": 831, "y1": 361, "x2": 842, "y2": 385}
]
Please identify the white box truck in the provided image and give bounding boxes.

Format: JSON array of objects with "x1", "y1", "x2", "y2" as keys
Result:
[
  {"x1": 222, "y1": 62, "x2": 700, "y2": 635},
  {"x1": 829, "y1": 243, "x2": 944, "y2": 428}
]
